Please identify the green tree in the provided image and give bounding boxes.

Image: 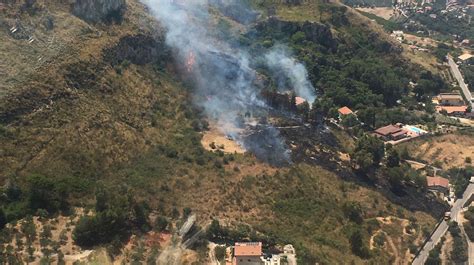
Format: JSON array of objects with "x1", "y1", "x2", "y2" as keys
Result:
[
  {"x1": 341, "y1": 114, "x2": 359, "y2": 128},
  {"x1": 343, "y1": 202, "x2": 363, "y2": 224},
  {"x1": 155, "y1": 216, "x2": 169, "y2": 232},
  {"x1": 386, "y1": 148, "x2": 400, "y2": 168},
  {"x1": 0, "y1": 208, "x2": 7, "y2": 230},
  {"x1": 27, "y1": 174, "x2": 69, "y2": 215},
  {"x1": 350, "y1": 229, "x2": 370, "y2": 258},
  {"x1": 351, "y1": 135, "x2": 385, "y2": 172},
  {"x1": 387, "y1": 167, "x2": 405, "y2": 194}
]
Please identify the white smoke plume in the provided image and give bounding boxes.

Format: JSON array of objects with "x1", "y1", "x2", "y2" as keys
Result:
[
  {"x1": 265, "y1": 47, "x2": 316, "y2": 105},
  {"x1": 141, "y1": 0, "x2": 315, "y2": 164}
]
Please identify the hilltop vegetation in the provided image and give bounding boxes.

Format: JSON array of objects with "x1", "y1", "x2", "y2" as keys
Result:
[{"x1": 0, "y1": 0, "x2": 453, "y2": 263}]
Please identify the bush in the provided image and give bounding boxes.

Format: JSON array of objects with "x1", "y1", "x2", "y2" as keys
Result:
[
  {"x1": 215, "y1": 246, "x2": 226, "y2": 261},
  {"x1": 350, "y1": 229, "x2": 370, "y2": 259},
  {"x1": 343, "y1": 202, "x2": 363, "y2": 224},
  {"x1": 27, "y1": 174, "x2": 70, "y2": 215},
  {"x1": 448, "y1": 222, "x2": 468, "y2": 263},
  {"x1": 155, "y1": 216, "x2": 169, "y2": 232}
]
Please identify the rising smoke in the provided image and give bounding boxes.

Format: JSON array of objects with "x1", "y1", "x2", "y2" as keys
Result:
[
  {"x1": 265, "y1": 46, "x2": 316, "y2": 104},
  {"x1": 141, "y1": 0, "x2": 315, "y2": 165}
]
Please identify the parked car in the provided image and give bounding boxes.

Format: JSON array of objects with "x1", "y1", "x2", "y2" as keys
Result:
[{"x1": 444, "y1": 211, "x2": 451, "y2": 220}]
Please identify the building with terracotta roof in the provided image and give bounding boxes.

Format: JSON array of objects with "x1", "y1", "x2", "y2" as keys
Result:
[
  {"x1": 374, "y1": 124, "x2": 408, "y2": 141},
  {"x1": 426, "y1": 176, "x2": 450, "y2": 193},
  {"x1": 436, "y1": 105, "x2": 467, "y2": 116},
  {"x1": 233, "y1": 242, "x2": 263, "y2": 265},
  {"x1": 458, "y1": 53, "x2": 474, "y2": 64},
  {"x1": 436, "y1": 93, "x2": 465, "y2": 106},
  {"x1": 338, "y1": 106, "x2": 353, "y2": 116},
  {"x1": 295, "y1": 96, "x2": 306, "y2": 106}
]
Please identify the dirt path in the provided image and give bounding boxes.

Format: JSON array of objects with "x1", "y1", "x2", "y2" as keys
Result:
[
  {"x1": 387, "y1": 234, "x2": 401, "y2": 265},
  {"x1": 208, "y1": 242, "x2": 220, "y2": 265},
  {"x1": 369, "y1": 229, "x2": 383, "y2": 250},
  {"x1": 372, "y1": 216, "x2": 414, "y2": 264},
  {"x1": 64, "y1": 250, "x2": 94, "y2": 262}
]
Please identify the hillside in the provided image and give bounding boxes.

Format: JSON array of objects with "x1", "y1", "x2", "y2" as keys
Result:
[{"x1": 0, "y1": 0, "x2": 453, "y2": 264}]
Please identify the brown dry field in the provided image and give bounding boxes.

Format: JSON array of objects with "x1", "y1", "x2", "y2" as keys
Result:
[
  {"x1": 404, "y1": 34, "x2": 439, "y2": 47},
  {"x1": 356, "y1": 7, "x2": 395, "y2": 20},
  {"x1": 403, "y1": 133, "x2": 474, "y2": 170},
  {"x1": 201, "y1": 122, "x2": 245, "y2": 154}
]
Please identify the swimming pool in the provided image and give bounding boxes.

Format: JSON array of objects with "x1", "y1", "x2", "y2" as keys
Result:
[{"x1": 407, "y1": 126, "x2": 425, "y2": 134}]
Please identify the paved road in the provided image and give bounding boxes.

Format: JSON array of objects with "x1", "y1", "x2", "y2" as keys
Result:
[
  {"x1": 447, "y1": 54, "x2": 474, "y2": 110},
  {"x1": 412, "y1": 183, "x2": 474, "y2": 265}
]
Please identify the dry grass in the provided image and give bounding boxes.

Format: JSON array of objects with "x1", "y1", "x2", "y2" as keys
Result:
[
  {"x1": 201, "y1": 122, "x2": 245, "y2": 154},
  {"x1": 401, "y1": 133, "x2": 474, "y2": 170},
  {"x1": 0, "y1": 1, "x2": 442, "y2": 263},
  {"x1": 356, "y1": 7, "x2": 394, "y2": 20}
]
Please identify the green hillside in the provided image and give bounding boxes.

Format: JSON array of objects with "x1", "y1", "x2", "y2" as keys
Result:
[{"x1": 0, "y1": 0, "x2": 449, "y2": 264}]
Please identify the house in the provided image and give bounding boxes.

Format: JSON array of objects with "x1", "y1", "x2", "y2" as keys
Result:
[
  {"x1": 437, "y1": 93, "x2": 465, "y2": 106},
  {"x1": 461, "y1": 39, "x2": 471, "y2": 47},
  {"x1": 338, "y1": 106, "x2": 354, "y2": 118},
  {"x1": 374, "y1": 124, "x2": 408, "y2": 141},
  {"x1": 458, "y1": 53, "x2": 474, "y2": 64},
  {"x1": 233, "y1": 242, "x2": 263, "y2": 265},
  {"x1": 436, "y1": 105, "x2": 467, "y2": 116},
  {"x1": 426, "y1": 176, "x2": 450, "y2": 194},
  {"x1": 392, "y1": 30, "x2": 404, "y2": 36},
  {"x1": 295, "y1": 96, "x2": 306, "y2": 106}
]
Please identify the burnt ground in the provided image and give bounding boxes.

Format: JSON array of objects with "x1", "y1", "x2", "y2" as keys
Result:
[{"x1": 241, "y1": 111, "x2": 447, "y2": 217}]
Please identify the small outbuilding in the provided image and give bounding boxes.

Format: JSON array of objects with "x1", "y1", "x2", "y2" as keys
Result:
[{"x1": 338, "y1": 106, "x2": 353, "y2": 117}]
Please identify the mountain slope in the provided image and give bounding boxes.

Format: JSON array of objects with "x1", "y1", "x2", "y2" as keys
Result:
[{"x1": 0, "y1": 0, "x2": 445, "y2": 264}]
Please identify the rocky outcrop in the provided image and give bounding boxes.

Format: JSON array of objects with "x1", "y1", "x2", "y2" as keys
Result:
[{"x1": 71, "y1": 0, "x2": 126, "y2": 24}]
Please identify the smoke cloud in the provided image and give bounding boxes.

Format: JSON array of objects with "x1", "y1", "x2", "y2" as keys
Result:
[
  {"x1": 141, "y1": 0, "x2": 315, "y2": 165},
  {"x1": 265, "y1": 47, "x2": 316, "y2": 105}
]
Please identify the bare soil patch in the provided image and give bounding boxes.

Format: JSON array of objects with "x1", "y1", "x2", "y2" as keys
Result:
[
  {"x1": 201, "y1": 122, "x2": 245, "y2": 154},
  {"x1": 356, "y1": 7, "x2": 394, "y2": 20},
  {"x1": 403, "y1": 34, "x2": 439, "y2": 47},
  {"x1": 402, "y1": 133, "x2": 474, "y2": 170}
]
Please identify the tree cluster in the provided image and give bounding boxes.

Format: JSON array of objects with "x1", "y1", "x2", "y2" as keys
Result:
[
  {"x1": 350, "y1": 135, "x2": 385, "y2": 173},
  {"x1": 73, "y1": 186, "x2": 150, "y2": 249}
]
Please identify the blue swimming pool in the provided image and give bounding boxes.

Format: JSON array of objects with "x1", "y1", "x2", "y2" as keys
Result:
[{"x1": 408, "y1": 126, "x2": 423, "y2": 134}]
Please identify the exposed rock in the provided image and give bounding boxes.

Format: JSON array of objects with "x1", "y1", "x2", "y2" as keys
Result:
[{"x1": 71, "y1": 0, "x2": 126, "y2": 24}]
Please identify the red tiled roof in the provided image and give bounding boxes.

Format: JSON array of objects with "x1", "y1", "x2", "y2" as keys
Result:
[
  {"x1": 426, "y1": 176, "x2": 449, "y2": 189},
  {"x1": 338, "y1": 106, "x2": 353, "y2": 115},
  {"x1": 374, "y1": 125, "x2": 402, "y2": 136},
  {"x1": 234, "y1": 242, "x2": 262, "y2": 257},
  {"x1": 295, "y1": 97, "x2": 306, "y2": 106},
  {"x1": 391, "y1": 129, "x2": 408, "y2": 138},
  {"x1": 436, "y1": 105, "x2": 467, "y2": 114}
]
